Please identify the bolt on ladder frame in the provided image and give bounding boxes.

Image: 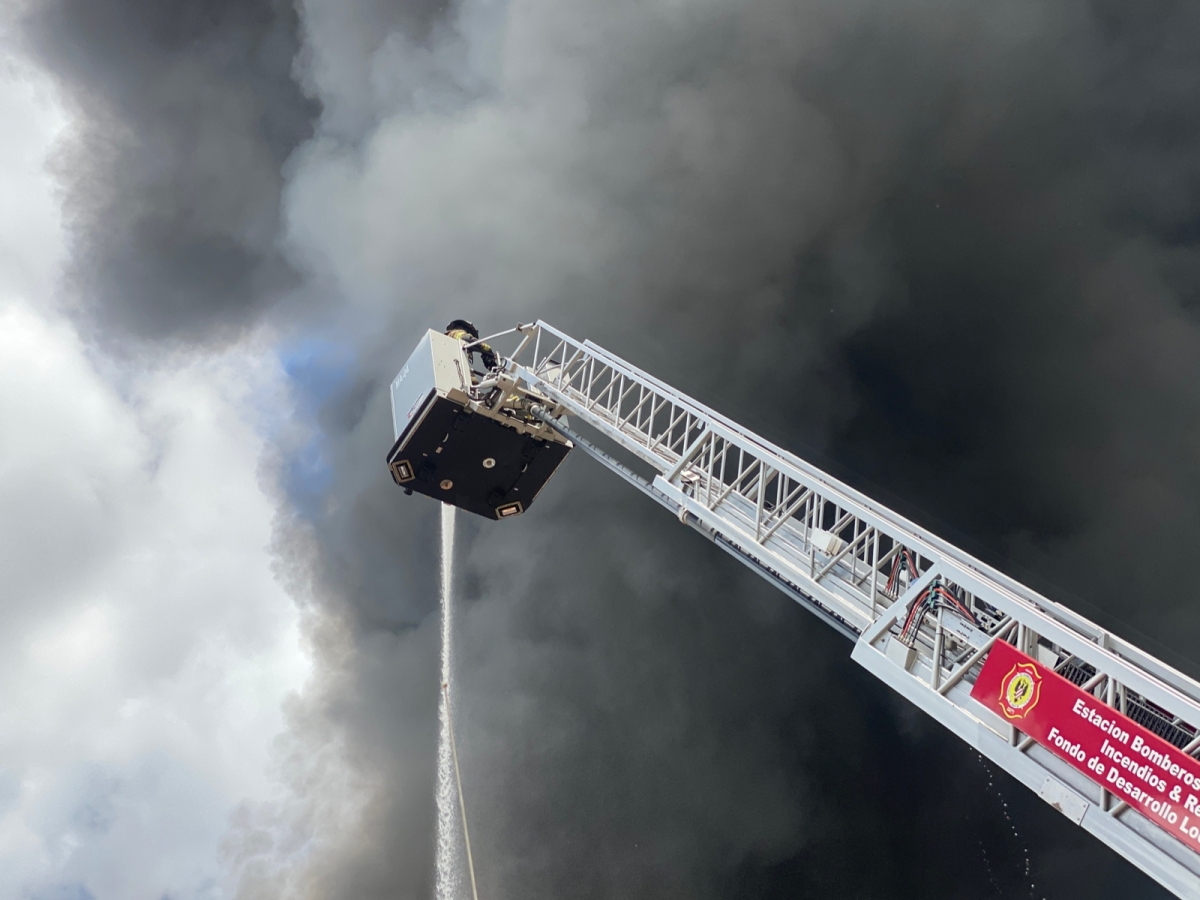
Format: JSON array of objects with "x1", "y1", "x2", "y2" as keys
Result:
[{"x1": 497, "y1": 320, "x2": 1200, "y2": 898}]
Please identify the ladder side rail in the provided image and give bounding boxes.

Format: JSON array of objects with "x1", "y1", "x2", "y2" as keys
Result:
[
  {"x1": 530, "y1": 351, "x2": 1200, "y2": 724},
  {"x1": 536, "y1": 410, "x2": 866, "y2": 642},
  {"x1": 525, "y1": 343, "x2": 692, "y2": 468},
  {"x1": 943, "y1": 562, "x2": 1200, "y2": 728},
  {"x1": 652, "y1": 425, "x2": 1200, "y2": 730},
  {"x1": 524, "y1": 369, "x2": 891, "y2": 635},
  {"x1": 686, "y1": 482, "x2": 884, "y2": 621},
  {"x1": 515, "y1": 358, "x2": 886, "y2": 625},
  {"x1": 865, "y1": 633, "x2": 1200, "y2": 889},
  {"x1": 855, "y1": 640, "x2": 1200, "y2": 898},
  {"x1": 662, "y1": 462, "x2": 1200, "y2": 769},
  {"x1": 567, "y1": 328, "x2": 1110, "y2": 616},
  {"x1": 515, "y1": 324, "x2": 1200, "y2": 706},
  {"x1": 514, "y1": 362, "x2": 687, "y2": 472},
  {"x1": 669, "y1": 485, "x2": 877, "y2": 633},
  {"x1": 529, "y1": 325, "x2": 1110, "y2": 612},
  {"x1": 509, "y1": 325, "x2": 1200, "y2": 895},
  {"x1": 520, "y1": 348, "x2": 1195, "y2": 696}
]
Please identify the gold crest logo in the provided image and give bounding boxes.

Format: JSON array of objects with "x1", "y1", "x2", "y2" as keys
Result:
[{"x1": 998, "y1": 662, "x2": 1042, "y2": 720}]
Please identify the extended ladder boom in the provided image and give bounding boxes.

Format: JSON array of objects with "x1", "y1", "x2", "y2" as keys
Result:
[{"x1": 493, "y1": 320, "x2": 1200, "y2": 897}]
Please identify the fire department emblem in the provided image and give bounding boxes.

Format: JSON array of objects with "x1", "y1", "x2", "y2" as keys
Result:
[{"x1": 997, "y1": 661, "x2": 1042, "y2": 720}]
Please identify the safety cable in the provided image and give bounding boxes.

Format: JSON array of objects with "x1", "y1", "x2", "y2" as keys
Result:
[{"x1": 443, "y1": 681, "x2": 481, "y2": 900}]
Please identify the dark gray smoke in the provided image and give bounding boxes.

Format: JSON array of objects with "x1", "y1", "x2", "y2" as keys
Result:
[
  {"x1": 24, "y1": 0, "x2": 1200, "y2": 897},
  {"x1": 23, "y1": 0, "x2": 318, "y2": 343}
]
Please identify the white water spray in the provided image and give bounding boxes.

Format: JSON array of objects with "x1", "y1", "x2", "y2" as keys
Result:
[{"x1": 436, "y1": 503, "x2": 463, "y2": 900}]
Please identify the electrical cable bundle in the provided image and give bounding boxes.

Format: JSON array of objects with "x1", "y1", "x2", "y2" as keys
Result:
[
  {"x1": 885, "y1": 548, "x2": 920, "y2": 598},
  {"x1": 898, "y1": 579, "x2": 980, "y2": 647}
]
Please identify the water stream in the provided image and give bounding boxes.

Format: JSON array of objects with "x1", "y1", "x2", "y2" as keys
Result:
[{"x1": 435, "y1": 503, "x2": 463, "y2": 900}]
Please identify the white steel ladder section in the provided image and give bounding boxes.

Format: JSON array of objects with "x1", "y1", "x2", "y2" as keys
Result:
[{"x1": 500, "y1": 320, "x2": 1200, "y2": 898}]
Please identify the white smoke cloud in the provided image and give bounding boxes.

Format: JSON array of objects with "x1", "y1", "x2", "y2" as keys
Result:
[{"x1": 0, "y1": 51, "x2": 311, "y2": 900}]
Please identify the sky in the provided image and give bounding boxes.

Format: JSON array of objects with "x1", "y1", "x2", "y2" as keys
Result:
[{"x1": 4, "y1": 0, "x2": 1200, "y2": 898}]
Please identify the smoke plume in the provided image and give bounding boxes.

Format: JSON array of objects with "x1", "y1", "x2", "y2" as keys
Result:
[{"x1": 21, "y1": 0, "x2": 1200, "y2": 897}]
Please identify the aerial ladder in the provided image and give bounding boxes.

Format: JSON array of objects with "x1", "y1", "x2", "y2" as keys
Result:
[{"x1": 387, "y1": 321, "x2": 1200, "y2": 898}]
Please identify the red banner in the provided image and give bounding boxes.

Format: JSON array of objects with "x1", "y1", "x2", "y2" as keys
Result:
[{"x1": 971, "y1": 640, "x2": 1200, "y2": 850}]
